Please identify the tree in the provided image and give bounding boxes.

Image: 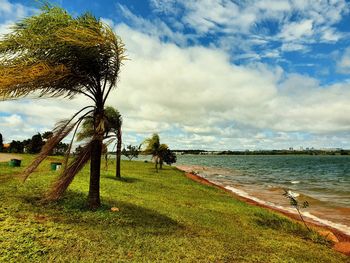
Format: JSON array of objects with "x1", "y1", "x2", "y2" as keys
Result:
[
  {"x1": 42, "y1": 131, "x2": 53, "y2": 141},
  {"x1": 77, "y1": 106, "x2": 122, "y2": 178},
  {"x1": 0, "y1": 5, "x2": 125, "y2": 209},
  {"x1": 122, "y1": 144, "x2": 140, "y2": 161},
  {"x1": 27, "y1": 133, "x2": 44, "y2": 154},
  {"x1": 163, "y1": 149, "x2": 177, "y2": 165},
  {"x1": 0, "y1": 133, "x2": 3, "y2": 152},
  {"x1": 9, "y1": 140, "x2": 24, "y2": 153},
  {"x1": 104, "y1": 107, "x2": 123, "y2": 178},
  {"x1": 142, "y1": 134, "x2": 169, "y2": 172},
  {"x1": 53, "y1": 142, "x2": 69, "y2": 155}
]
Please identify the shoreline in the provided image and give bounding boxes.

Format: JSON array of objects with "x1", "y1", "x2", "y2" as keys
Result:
[{"x1": 176, "y1": 165, "x2": 350, "y2": 255}]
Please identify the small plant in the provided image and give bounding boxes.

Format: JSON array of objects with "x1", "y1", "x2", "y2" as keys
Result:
[
  {"x1": 283, "y1": 189, "x2": 310, "y2": 231},
  {"x1": 122, "y1": 144, "x2": 141, "y2": 161}
]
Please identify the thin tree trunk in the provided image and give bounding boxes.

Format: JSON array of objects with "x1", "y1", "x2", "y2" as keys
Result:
[
  {"x1": 116, "y1": 128, "x2": 122, "y2": 178},
  {"x1": 155, "y1": 156, "x2": 159, "y2": 172},
  {"x1": 159, "y1": 158, "x2": 163, "y2": 170},
  {"x1": 105, "y1": 152, "x2": 108, "y2": 170}
]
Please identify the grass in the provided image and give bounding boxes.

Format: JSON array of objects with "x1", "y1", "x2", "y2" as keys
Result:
[{"x1": 0, "y1": 154, "x2": 348, "y2": 262}]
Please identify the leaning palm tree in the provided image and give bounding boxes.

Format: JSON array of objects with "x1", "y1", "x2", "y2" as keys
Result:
[
  {"x1": 77, "y1": 106, "x2": 122, "y2": 178},
  {"x1": 105, "y1": 107, "x2": 123, "y2": 178},
  {"x1": 142, "y1": 134, "x2": 168, "y2": 172},
  {"x1": 0, "y1": 5, "x2": 125, "y2": 209}
]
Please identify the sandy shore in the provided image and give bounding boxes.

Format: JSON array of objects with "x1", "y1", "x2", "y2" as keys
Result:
[{"x1": 176, "y1": 165, "x2": 350, "y2": 255}]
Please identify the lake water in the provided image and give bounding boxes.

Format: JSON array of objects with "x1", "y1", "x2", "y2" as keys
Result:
[{"x1": 175, "y1": 155, "x2": 350, "y2": 235}]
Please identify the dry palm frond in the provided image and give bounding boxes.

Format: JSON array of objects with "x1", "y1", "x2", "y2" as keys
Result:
[
  {"x1": 22, "y1": 105, "x2": 95, "y2": 181},
  {"x1": 0, "y1": 62, "x2": 70, "y2": 98},
  {"x1": 45, "y1": 140, "x2": 93, "y2": 201},
  {"x1": 22, "y1": 120, "x2": 75, "y2": 181},
  {"x1": 62, "y1": 110, "x2": 94, "y2": 169}
]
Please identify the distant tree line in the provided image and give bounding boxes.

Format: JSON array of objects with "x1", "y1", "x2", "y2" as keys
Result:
[{"x1": 0, "y1": 132, "x2": 68, "y2": 155}]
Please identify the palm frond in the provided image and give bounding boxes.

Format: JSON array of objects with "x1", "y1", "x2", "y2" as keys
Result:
[
  {"x1": 0, "y1": 62, "x2": 70, "y2": 99},
  {"x1": 22, "y1": 120, "x2": 75, "y2": 181},
  {"x1": 45, "y1": 139, "x2": 93, "y2": 201}
]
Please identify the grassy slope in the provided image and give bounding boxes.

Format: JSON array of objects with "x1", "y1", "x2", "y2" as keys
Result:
[{"x1": 0, "y1": 155, "x2": 347, "y2": 263}]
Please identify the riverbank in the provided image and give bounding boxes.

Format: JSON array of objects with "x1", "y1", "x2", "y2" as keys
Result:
[
  {"x1": 0, "y1": 155, "x2": 348, "y2": 262},
  {"x1": 176, "y1": 164, "x2": 350, "y2": 255}
]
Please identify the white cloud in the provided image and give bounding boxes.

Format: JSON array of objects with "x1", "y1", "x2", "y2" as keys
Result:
[
  {"x1": 118, "y1": 4, "x2": 188, "y2": 46},
  {"x1": 148, "y1": 0, "x2": 349, "y2": 58},
  {"x1": 337, "y1": 47, "x2": 350, "y2": 73},
  {"x1": 280, "y1": 43, "x2": 307, "y2": 52},
  {"x1": 0, "y1": 114, "x2": 23, "y2": 127},
  {"x1": 279, "y1": 20, "x2": 313, "y2": 41},
  {"x1": 106, "y1": 24, "x2": 350, "y2": 149}
]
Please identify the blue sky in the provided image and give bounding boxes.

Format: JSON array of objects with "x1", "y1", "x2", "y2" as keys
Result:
[{"x1": 1, "y1": 0, "x2": 350, "y2": 150}]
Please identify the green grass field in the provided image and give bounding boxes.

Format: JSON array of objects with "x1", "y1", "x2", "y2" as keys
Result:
[{"x1": 0, "y1": 154, "x2": 347, "y2": 262}]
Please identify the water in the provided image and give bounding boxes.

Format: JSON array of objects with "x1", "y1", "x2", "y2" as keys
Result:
[{"x1": 176, "y1": 155, "x2": 350, "y2": 234}]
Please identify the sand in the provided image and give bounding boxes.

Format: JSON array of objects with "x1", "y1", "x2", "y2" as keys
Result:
[{"x1": 0, "y1": 153, "x2": 22, "y2": 163}]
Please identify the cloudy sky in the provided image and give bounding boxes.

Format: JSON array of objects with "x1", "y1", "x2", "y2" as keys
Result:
[{"x1": 1, "y1": 0, "x2": 350, "y2": 150}]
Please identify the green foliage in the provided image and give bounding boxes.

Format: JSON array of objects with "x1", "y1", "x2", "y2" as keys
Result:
[
  {"x1": 0, "y1": 5, "x2": 125, "y2": 99},
  {"x1": 9, "y1": 140, "x2": 24, "y2": 153},
  {"x1": 42, "y1": 131, "x2": 53, "y2": 140},
  {"x1": 77, "y1": 106, "x2": 122, "y2": 142},
  {"x1": 163, "y1": 148, "x2": 177, "y2": 165},
  {"x1": 122, "y1": 144, "x2": 140, "y2": 161},
  {"x1": 0, "y1": 155, "x2": 346, "y2": 262},
  {"x1": 142, "y1": 133, "x2": 162, "y2": 155},
  {"x1": 142, "y1": 134, "x2": 176, "y2": 170},
  {"x1": 27, "y1": 133, "x2": 44, "y2": 154}
]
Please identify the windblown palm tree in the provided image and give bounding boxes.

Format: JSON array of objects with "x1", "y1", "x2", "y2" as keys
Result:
[
  {"x1": 0, "y1": 5, "x2": 125, "y2": 209},
  {"x1": 77, "y1": 106, "x2": 122, "y2": 178},
  {"x1": 142, "y1": 134, "x2": 168, "y2": 172}
]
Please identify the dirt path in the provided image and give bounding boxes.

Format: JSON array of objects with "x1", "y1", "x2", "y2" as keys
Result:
[{"x1": 0, "y1": 153, "x2": 22, "y2": 162}]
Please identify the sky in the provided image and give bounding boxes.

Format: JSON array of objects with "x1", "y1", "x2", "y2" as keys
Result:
[{"x1": 1, "y1": 0, "x2": 350, "y2": 150}]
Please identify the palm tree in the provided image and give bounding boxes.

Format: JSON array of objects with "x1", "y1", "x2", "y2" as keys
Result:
[
  {"x1": 105, "y1": 107, "x2": 123, "y2": 179},
  {"x1": 77, "y1": 106, "x2": 122, "y2": 178},
  {"x1": 0, "y1": 5, "x2": 125, "y2": 209},
  {"x1": 142, "y1": 134, "x2": 168, "y2": 172}
]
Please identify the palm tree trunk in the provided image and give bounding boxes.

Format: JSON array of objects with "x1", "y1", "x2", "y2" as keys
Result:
[
  {"x1": 105, "y1": 151, "x2": 108, "y2": 170},
  {"x1": 88, "y1": 138, "x2": 102, "y2": 209},
  {"x1": 116, "y1": 128, "x2": 122, "y2": 178},
  {"x1": 88, "y1": 108, "x2": 104, "y2": 209},
  {"x1": 159, "y1": 158, "x2": 163, "y2": 169},
  {"x1": 155, "y1": 156, "x2": 159, "y2": 172}
]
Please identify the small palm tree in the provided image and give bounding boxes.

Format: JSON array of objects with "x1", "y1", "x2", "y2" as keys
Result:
[
  {"x1": 0, "y1": 5, "x2": 126, "y2": 209},
  {"x1": 77, "y1": 106, "x2": 122, "y2": 178},
  {"x1": 142, "y1": 134, "x2": 168, "y2": 172}
]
